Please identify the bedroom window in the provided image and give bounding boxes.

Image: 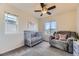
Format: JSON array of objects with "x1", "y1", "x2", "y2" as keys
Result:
[
  {"x1": 5, "y1": 13, "x2": 18, "y2": 34},
  {"x1": 45, "y1": 21, "x2": 57, "y2": 35}
]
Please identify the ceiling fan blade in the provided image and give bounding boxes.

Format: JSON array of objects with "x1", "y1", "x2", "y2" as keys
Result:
[
  {"x1": 34, "y1": 10, "x2": 41, "y2": 12},
  {"x1": 48, "y1": 5, "x2": 56, "y2": 10},
  {"x1": 40, "y1": 3, "x2": 45, "y2": 8},
  {"x1": 47, "y1": 12, "x2": 51, "y2": 15},
  {"x1": 40, "y1": 13, "x2": 43, "y2": 16}
]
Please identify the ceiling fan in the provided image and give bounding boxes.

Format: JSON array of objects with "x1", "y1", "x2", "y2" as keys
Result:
[{"x1": 34, "y1": 3, "x2": 56, "y2": 16}]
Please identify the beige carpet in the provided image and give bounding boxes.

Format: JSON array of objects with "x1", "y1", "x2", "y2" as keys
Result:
[
  {"x1": 22, "y1": 42, "x2": 73, "y2": 56},
  {"x1": 1, "y1": 42, "x2": 73, "y2": 56}
]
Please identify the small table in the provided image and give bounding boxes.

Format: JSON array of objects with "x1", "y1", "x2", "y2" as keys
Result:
[{"x1": 73, "y1": 40, "x2": 79, "y2": 56}]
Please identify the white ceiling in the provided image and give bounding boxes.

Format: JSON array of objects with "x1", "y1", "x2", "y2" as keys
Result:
[{"x1": 11, "y1": 3, "x2": 78, "y2": 19}]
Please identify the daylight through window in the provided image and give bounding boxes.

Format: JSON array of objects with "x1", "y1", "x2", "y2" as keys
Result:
[
  {"x1": 5, "y1": 13, "x2": 18, "y2": 34},
  {"x1": 45, "y1": 21, "x2": 57, "y2": 35}
]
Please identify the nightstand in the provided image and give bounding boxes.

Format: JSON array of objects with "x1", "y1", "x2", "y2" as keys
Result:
[{"x1": 73, "y1": 40, "x2": 79, "y2": 56}]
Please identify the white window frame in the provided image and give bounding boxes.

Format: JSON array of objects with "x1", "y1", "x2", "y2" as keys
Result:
[
  {"x1": 44, "y1": 20, "x2": 57, "y2": 35},
  {"x1": 4, "y1": 12, "x2": 18, "y2": 34}
]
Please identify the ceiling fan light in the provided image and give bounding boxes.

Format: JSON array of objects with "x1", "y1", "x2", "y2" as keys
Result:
[
  {"x1": 42, "y1": 6, "x2": 47, "y2": 14},
  {"x1": 42, "y1": 10, "x2": 47, "y2": 14}
]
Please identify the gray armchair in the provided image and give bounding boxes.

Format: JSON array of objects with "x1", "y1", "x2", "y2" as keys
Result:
[{"x1": 49, "y1": 31, "x2": 79, "y2": 53}]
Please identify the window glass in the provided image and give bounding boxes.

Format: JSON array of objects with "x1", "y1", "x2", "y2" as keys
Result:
[
  {"x1": 45, "y1": 21, "x2": 57, "y2": 35},
  {"x1": 5, "y1": 13, "x2": 18, "y2": 34}
]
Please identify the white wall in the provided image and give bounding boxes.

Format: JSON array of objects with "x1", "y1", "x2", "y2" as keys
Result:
[
  {"x1": 76, "y1": 5, "x2": 79, "y2": 35},
  {"x1": 39, "y1": 10, "x2": 77, "y2": 32},
  {"x1": 0, "y1": 4, "x2": 38, "y2": 54}
]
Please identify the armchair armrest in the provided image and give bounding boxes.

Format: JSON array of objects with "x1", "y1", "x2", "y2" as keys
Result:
[
  {"x1": 49, "y1": 36, "x2": 55, "y2": 41},
  {"x1": 67, "y1": 37, "x2": 77, "y2": 42},
  {"x1": 67, "y1": 37, "x2": 73, "y2": 41},
  {"x1": 67, "y1": 37, "x2": 74, "y2": 53}
]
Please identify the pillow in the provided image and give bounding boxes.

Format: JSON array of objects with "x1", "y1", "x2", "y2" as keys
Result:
[
  {"x1": 54, "y1": 34, "x2": 59, "y2": 40},
  {"x1": 59, "y1": 34, "x2": 67, "y2": 41}
]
